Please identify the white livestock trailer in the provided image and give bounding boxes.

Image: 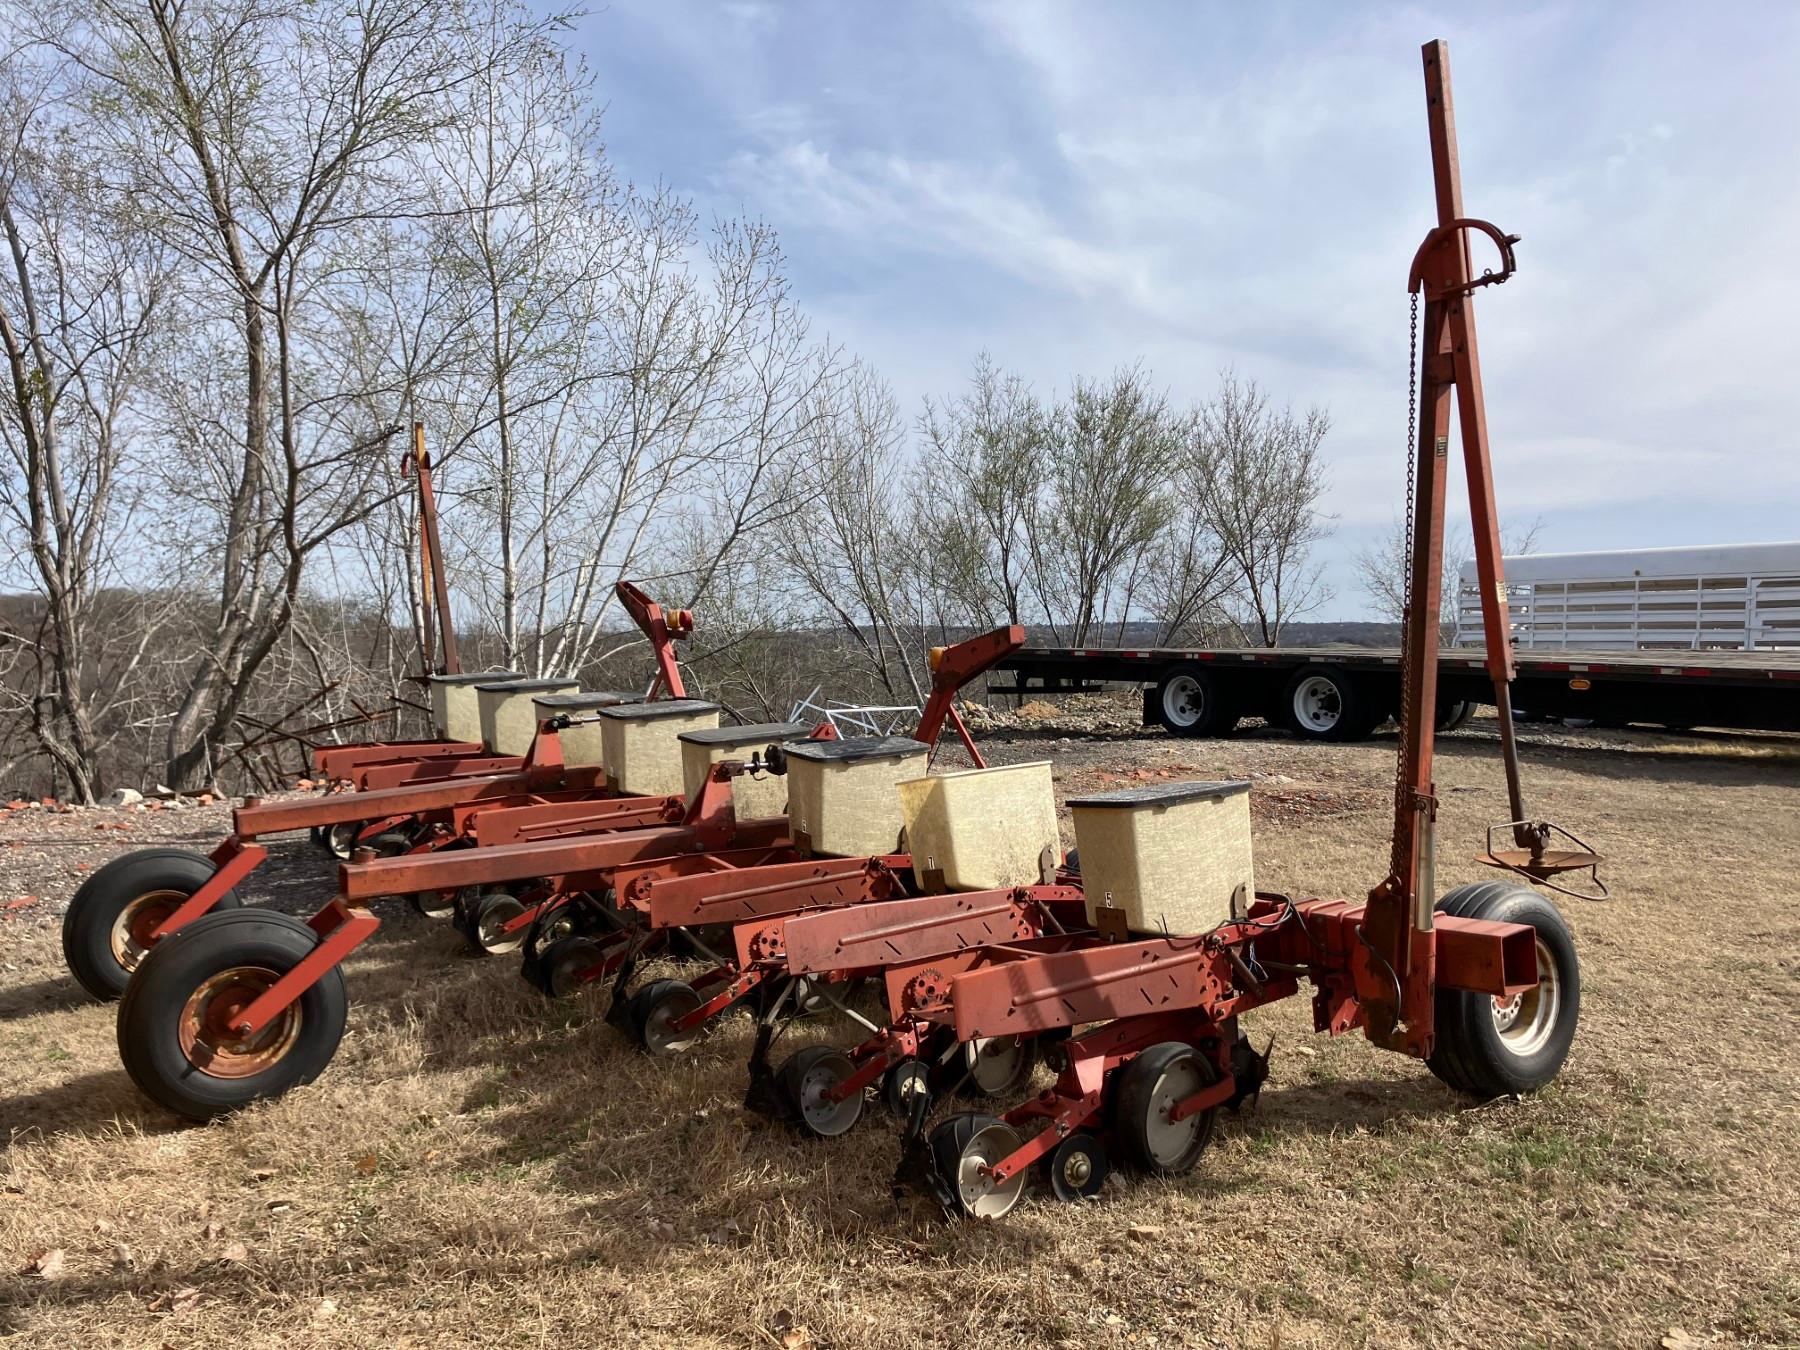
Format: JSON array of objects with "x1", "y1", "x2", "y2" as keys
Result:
[{"x1": 1454, "y1": 542, "x2": 1800, "y2": 652}]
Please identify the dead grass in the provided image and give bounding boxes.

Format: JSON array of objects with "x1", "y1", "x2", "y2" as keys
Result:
[{"x1": 2, "y1": 726, "x2": 1798, "y2": 1347}]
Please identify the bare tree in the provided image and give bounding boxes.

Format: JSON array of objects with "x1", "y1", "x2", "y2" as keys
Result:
[
  {"x1": 778, "y1": 363, "x2": 929, "y2": 706},
  {"x1": 0, "y1": 44, "x2": 168, "y2": 800},
  {"x1": 916, "y1": 355, "x2": 1047, "y2": 627},
  {"x1": 57, "y1": 0, "x2": 556, "y2": 788},
  {"x1": 1192, "y1": 373, "x2": 1332, "y2": 647},
  {"x1": 1024, "y1": 366, "x2": 1181, "y2": 646},
  {"x1": 1356, "y1": 514, "x2": 1543, "y2": 641}
]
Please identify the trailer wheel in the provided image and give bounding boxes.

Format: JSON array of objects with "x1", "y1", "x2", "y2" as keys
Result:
[
  {"x1": 1044, "y1": 1132, "x2": 1109, "y2": 1202},
  {"x1": 960, "y1": 1035, "x2": 1037, "y2": 1098},
  {"x1": 629, "y1": 979, "x2": 702, "y2": 1056},
  {"x1": 116, "y1": 909, "x2": 346, "y2": 1121},
  {"x1": 62, "y1": 849, "x2": 244, "y2": 1001},
  {"x1": 932, "y1": 1112, "x2": 1027, "y2": 1219},
  {"x1": 1436, "y1": 700, "x2": 1476, "y2": 732},
  {"x1": 779, "y1": 1046, "x2": 865, "y2": 1138},
  {"x1": 1113, "y1": 1042, "x2": 1219, "y2": 1175},
  {"x1": 471, "y1": 893, "x2": 528, "y2": 955},
  {"x1": 1282, "y1": 667, "x2": 1379, "y2": 743},
  {"x1": 1428, "y1": 882, "x2": 1580, "y2": 1098},
  {"x1": 1154, "y1": 666, "x2": 1239, "y2": 738}
]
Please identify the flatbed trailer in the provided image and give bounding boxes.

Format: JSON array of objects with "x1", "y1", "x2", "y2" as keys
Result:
[{"x1": 994, "y1": 645, "x2": 1800, "y2": 741}]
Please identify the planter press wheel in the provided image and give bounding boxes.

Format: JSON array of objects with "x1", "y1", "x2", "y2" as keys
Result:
[
  {"x1": 410, "y1": 887, "x2": 459, "y2": 920},
  {"x1": 471, "y1": 893, "x2": 528, "y2": 955},
  {"x1": 930, "y1": 1112, "x2": 1027, "y2": 1219},
  {"x1": 62, "y1": 848, "x2": 243, "y2": 1001},
  {"x1": 1112, "y1": 1042, "x2": 1220, "y2": 1176},
  {"x1": 882, "y1": 1059, "x2": 932, "y2": 1119},
  {"x1": 325, "y1": 823, "x2": 360, "y2": 859},
  {"x1": 778, "y1": 1045, "x2": 865, "y2": 1138},
  {"x1": 539, "y1": 936, "x2": 608, "y2": 999},
  {"x1": 629, "y1": 979, "x2": 703, "y2": 1057},
  {"x1": 1043, "y1": 1132, "x2": 1109, "y2": 1202},
  {"x1": 116, "y1": 909, "x2": 347, "y2": 1121},
  {"x1": 959, "y1": 1035, "x2": 1037, "y2": 1098}
]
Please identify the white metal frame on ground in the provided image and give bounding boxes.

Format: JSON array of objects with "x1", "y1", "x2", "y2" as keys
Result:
[{"x1": 1455, "y1": 541, "x2": 1800, "y2": 651}]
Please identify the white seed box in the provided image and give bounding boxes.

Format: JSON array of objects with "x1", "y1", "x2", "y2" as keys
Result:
[
  {"x1": 1070, "y1": 780, "x2": 1254, "y2": 936},
  {"x1": 428, "y1": 671, "x2": 523, "y2": 742},
  {"x1": 784, "y1": 736, "x2": 929, "y2": 858},
  {"x1": 597, "y1": 700, "x2": 722, "y2": 797},
  {"x1": 475, "y1": 678, "x2": 579, "y2": 755},
  {"x1": 898, "y1": 761, "x2": 1059, "y2": 892},
  {"x1": 679, "y1": 721, "x2": 813, "y2": 819}
]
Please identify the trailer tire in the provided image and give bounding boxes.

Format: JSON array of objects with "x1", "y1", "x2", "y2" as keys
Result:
[
  {"x1": 1112, "y1": 1041, "x2": 1219, "y2": 1175},
  {"x1": 1154, "y1": 666, "x2": 1239, "y2": 738},
  {"x1": 117, "y1": 909, "x2": 346, "y2": 1121},
  {"x1": 1436, "y1": 700, "x2": 1476, "y2": 732},
  {"x1": 1428, "y1": 883, "x2": 1579, "y2": 1099},
  {"x1": 62, "y1": 849, "x2": 244, "y2": 1001},
  {"x1": 1281, "y1": 666, "x2": 1380, "y2": 742}
]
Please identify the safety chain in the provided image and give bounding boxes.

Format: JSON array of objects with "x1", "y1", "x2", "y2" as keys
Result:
[{"x1": 1391, "y1": 289, "x2": 1422, "y2": 877}]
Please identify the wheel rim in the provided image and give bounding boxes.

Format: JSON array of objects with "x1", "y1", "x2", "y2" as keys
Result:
[
  {"x1": 176, "y1": 965, "x2": 302, "y2": 1079},
  {"x1": 642, "y1": 989, "x2": 702, "y2": 1055},
  {"x1": 326, "y1": 823, "x2": 358, "y2": 859},
  {"x1": 1162, "y1": 676, "x2": 1204, "y2": 728},
  {"x1": 548, "y1": 941, "x2": 601, "y2": 997},
  {"x1": 956, "y1": 1122, "x2": 1026, "y2": 1218},
  {"x1": 886, "y1": 1061, "x2": 930, "y2": 1117},
  {"x1": 796, "y1": 1052, "x2": 863, "y2": 1137},
  {"x1": 412, "y1": 890, "x2": 456, "y2": 920},
  {"x1": 1142, "y1": 1055, "x2": 1210, "y2": 1169},
  {"x1": 109, "y1": 890, "x2": 186, "y2": 972},
  {"x1": 1292, "y1": 675, "x2": 1342, "y2": 733},
  {"x1": 1492, "y1": 935, "x2": 1561, "y2": 1058},
  {"x1": 540, "y1": 911, "x2": 576, "y2": 944},
  {"x1": 966, "y1": 1037, "x2": 1029, "y2": 1095},
  {"x1": 476, "y1": 897, "x2": 527, "y2": 954}
]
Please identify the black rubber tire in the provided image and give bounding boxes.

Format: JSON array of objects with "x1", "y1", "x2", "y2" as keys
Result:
[
  {"x1": 62, "y1": 849, "x2": 243, "y2": 1001},
  {"x1": 1281, "y1": 666, "x2": 1380, "y2": 743},
  {"x1": 1153, "y1": 665, "x2": 1240, "y2": 738},
  {"x1": 364, "y1": 831, "x2": 414, "y2": 857},
  {"x1": 117, "y1": 909, "x2": 347, "y2": 1121},
  {"x1": 882, "y1": 1059, "x2": 933, "y2": 1119},
  {"x1": 778, "y1": 1045, "x2": 865, "y2": 1138},
  {"x1": 538, "y1": 935, "x2": 605, "y2": 998},
  {"x1": 928, "y1": 1111, "x2": 1000, "y2": 1186},
  {"x1": 1428, "y1": 882, "x2": 1580, "y2": 1099},
  {"x1": 1112, "y1": 1041, "x2": 1219, "y2": 1176},
  {"x1": 1436, "y1": 700, "x2": 1476, "y2": 732},
  {"x1": 958, "y1": 1035, "x2": 1039, "y2": 1099},
  {"x1": 628, "y1": 978, "x2": 702, "y2": 1055},
  {"x1": 1044, "y1": 1132, "x2": 1110, "y2": 1202}
]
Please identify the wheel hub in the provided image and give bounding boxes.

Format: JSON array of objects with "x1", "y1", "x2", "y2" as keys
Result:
[
  {"x1": 109, "y1": 890, "x2": 186, "y2": 971},
  {"x1": 177, "y1": 966, "x2": 301, "y2": 1078},
  {"x1": 1492, "y1": 936, "x2": 1560, "y2": 1057}
]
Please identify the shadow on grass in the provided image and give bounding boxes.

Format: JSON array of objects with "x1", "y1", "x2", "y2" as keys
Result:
[{"x1": 0, "y1": 974, "x2": 100, "y2": 1020}]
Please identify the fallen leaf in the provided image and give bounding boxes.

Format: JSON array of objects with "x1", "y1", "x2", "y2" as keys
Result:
[
  {"x1": 354, "y1": 1153, "x2": 378, "y2": 1175},
  {"x1": 21, "y1": 1247, "x2": 64, "y2": 1279},
  {"x1": 1662, "y1": 1332, "x2": 1708, "y2": 1350},
  {"x1": 220, "y1": 1242, "x2": 248, "y2": 1263},
  {"x1": 93, "y1": 1217, "x2": 113, "y2": 1234},
  {"x1": 247, "y1": 1167, "x2": 275, "y2": 1183},
  {"x1": 1127, "y1": 1225, "x2": 1163, "y2": 1240},
  {"x1": 265, "y1": 1200, "x2": 292, "y2": 1214},
  {"x1": 112, "y1": 1243, "x2": 135, "y2": 1270},
  {"x1": 201, "y1": 1221, "x2": 220, "y2": 1241},
  {"x1": 314, "y1": 1297, "x2": 338, "y2": 1321},
  {"x1": 149, "y1": 1286, "x2": 203, "y2": 1316}
]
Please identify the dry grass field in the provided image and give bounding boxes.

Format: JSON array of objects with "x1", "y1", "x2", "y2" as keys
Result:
[{"x1": 2, "y1": 715, "x2": 1797, "y2": 1348}]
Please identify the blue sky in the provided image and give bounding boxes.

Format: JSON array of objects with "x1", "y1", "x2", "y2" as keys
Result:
[{"x1": 566, "y1": 2, "x2": 1800, "y2": 620}]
